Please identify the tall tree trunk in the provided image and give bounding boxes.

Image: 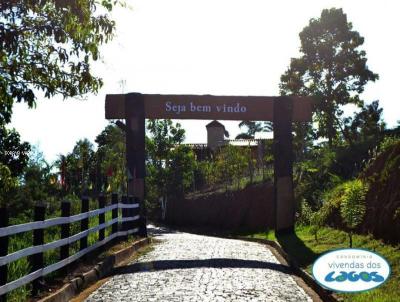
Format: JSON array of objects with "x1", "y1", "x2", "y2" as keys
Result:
[
  {"x1": 327, "y1": 109, "x2": 334, "y2": 148},
  {"x1": 326, "y1": 71, "x2": 335, "y2": 148}
]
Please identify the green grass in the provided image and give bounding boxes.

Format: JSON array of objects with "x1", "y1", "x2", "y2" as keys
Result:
[
  {"x1": 190, "y1": 169, "x2": 273, "y2": 198},
  {"x1": 235, "y1": 229, "x2": 276, "y2": 241},
  {"x1": 225, "y1": 169, "x2": 273, "y2": 192},
  {"x1": 243, "y1": 225, "x2": 400, "y2": 302}
]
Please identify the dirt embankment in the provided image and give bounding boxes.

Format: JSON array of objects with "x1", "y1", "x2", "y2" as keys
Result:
[
  {"x1": 165, "y1": 182, "x2": 275, "y2": 231},
  {"x1": 360, "y1": 142, "x2": 400, "y2": 243},
  {"x1": 325, "y1": 142, "x2": 400, "y2": 243}
]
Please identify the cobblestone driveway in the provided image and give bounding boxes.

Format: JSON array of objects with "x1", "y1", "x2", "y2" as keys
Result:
[{"x1": 86, "y1": 226, "x2": 314, "y2": 302}]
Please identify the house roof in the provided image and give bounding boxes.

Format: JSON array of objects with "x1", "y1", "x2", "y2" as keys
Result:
[
  {"x1": 206, "y1": 120, "x2": 225, "y2": 129},
  {"x1": 226, "y1": 139, "x2": 267, "y2": 146},
  {"x1": 182, "y1": 143, "x2": 208, "y2": 149}
]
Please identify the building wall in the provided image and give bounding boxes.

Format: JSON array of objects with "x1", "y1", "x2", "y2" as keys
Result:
[{"x1": 207, "y1": 126, "x2": 226, "y2": 150}]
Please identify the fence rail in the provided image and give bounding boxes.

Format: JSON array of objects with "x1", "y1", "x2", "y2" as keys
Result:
[{"x1": 0, "y1": 193, "x2": 142, "y2": 299}]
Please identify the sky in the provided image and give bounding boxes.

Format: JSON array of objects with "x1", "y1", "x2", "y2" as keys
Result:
[{"x1": 10, "y1": 0, "x2": 400, "y2": 162}]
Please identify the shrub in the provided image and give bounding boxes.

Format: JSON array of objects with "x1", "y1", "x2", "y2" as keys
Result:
[
  {"x1": 0, "y1": 163, "x2": 17, "y2": 208},
  {"x1": 340, "y1": 179, "x2": 368, "y2": 247},
  {"x1": 379, "y1": 136, "x2": 400, "y2": 153},
  {"x1": 297, "y1": 199, "x2": 313, "y2": 225}
]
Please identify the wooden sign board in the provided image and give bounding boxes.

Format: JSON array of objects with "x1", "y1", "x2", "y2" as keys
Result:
[{"x1": 105, "y1": 94, "x2": 313, "y2": 122}]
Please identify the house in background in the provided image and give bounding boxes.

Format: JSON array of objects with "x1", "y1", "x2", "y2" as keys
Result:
[
  {"x1": 206, "y1": 120, "x2": 229, "y2": 151},
  {"x1": 184, "y1": 120, "x2": 271, "y2": 164}
]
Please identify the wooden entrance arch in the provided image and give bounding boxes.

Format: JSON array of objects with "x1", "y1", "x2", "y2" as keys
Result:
[{"x1": 105, "y1": 93, "x2": 313, "y2": 233}]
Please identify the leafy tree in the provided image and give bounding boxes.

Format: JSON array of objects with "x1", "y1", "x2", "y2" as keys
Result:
[
  {"x1": 233, "y1": 149, "x2": 248, "y2": 190},
  {"x1": 146, "y1": 119, "x2": 186, "y2": 216},
  {"x1": 215, "y1": 146, "x2": 235, "y2": 191},
  {"x1": 280, "y1": 8, "x2": 378, "y2": 147},
  {"x1": 215, "y1": 145, "x2": 247, "y2": 191},
  {"x1": 72, "y1": 139, "x2": 94, "y2": 193},
  {"x1": 0, "y1": 163, "x2": 17, "y2": 208},
  {"x1": 383, "y1": 122, "x2": 400, "y2": 139},
  {"x1": 245, "y1": 147, "x2": 256, "y2": 184},
  {"x1": 146, "y1": 120, "x2": 185, "y2": 191},
  {"x1": 308, "y1": 196, "x2": 335, "y2": 242},
  {"x1": 378, "y1": 136, "x2": 400, "y2": 153},
  {"x1": 259, "y1": 139, "x2": 274, "y2": 181},
  {"x1": 146, "y1": 119, "x2": 185, "y2": 168},
  {"x1": 0, "y1": 126, "x2": 30, "y2": 210},
  {"x1": 322, "y1": 101, "x2": 386, "y2": 178},
  {"x1": 236, "y1": 121, "x2": 272, "y2": 139},
  {"x1": 292, "y1": 122, "x2": 315, "y2": 163},
  {"x1": 2, "y1": 146, "x2": 60, "y2": 215},
  {"x1": 294, "y1": 146, "x2": 342, "y2": 208},
  {"x1": 0, "y1": 0, "x2": 122, "y2": 124},
  {"x1": 95, "y1": 124, "x2": 126, "y2": 194},
  {"x1": 13, "y1": 147, "x2": 57, "y2": 212},
  {"x1": 235, "y1": 132, "x2": 254, "y2": 140},
  {"x1": 56, "y1": 138, "x2": 95, "y2": 195},
  {"x1": 297, "y1": 199, "x2": 314, "y2": 225},
  {"x1": 0, "y1": 126, "x2": 30, "y2": 177},
  {"x1": 194, "y1": 160, "x2": 216, "y2": 190},
  {"x1": 340, "y1": 179, "x2": 368, "y2": 247},
  {"x1": 309, "y1": 211, "x2": 325, "y2": 243},
  {"x1": 343, "y1": 100, "x2": 385, "y2": 144},
  {"x1": 167, "y1": 145, "x2": 196, "y2": 198}
]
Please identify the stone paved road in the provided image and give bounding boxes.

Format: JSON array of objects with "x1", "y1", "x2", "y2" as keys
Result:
[{"x1": 86, "y1": 226, "x2": 314, "y2": 302}]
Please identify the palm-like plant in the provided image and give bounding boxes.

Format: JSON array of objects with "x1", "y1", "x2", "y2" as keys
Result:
[{"x1": 340, "y1": 179, "x2": 368, "y2": 247}]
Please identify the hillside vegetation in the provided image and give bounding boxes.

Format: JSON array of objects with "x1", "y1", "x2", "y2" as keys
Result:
[
  {"x1": 308, "y1": 140, "x2": 400, "y2": 244},
  {"x1": 361, "y1": 141, "x2": 400, "y2": 242}
]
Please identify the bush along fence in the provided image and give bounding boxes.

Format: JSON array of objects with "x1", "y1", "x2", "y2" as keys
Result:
[{"x1": 0, "y1": 193, "x2": 145, "y2": 301}]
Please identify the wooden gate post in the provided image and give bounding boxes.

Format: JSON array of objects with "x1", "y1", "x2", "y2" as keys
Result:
[
  {"x1": 0, "y1": 208, "x2": 9, "y2": 302},
  {"x1": 273, "y1": 96, "x2": 295, "y2": 234},
  {"x1": 125, "y1": 93, "x2": 147, "y2": 236}
]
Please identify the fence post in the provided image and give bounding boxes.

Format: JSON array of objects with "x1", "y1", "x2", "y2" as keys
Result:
[
  {"x1": 134, "y1": 197, "x2": 141, "y2": 233},
  {"x1": 139, "y1": 202, "x2": 148, "y2": 238},
  {"x1": 111, "y1": 193, "x2": 118, "y2": 237},
  {"x1": 31, "y1": 202, "x2": 45, "y2": 296},
  {"x1": 60, "y1": 201, "x2": 70, "y2": 275},
  {"x1": 128, "y1": 196, "x2": 134, "y2": 233},
  {"x1": 80, "y1": 197, "x2": 89, "y2": 253},
  {"x1": 0, "y1": 208, "x2": 9, "y2": 302},
  {"x1": 121, "y1": 195, "x2": 128, "y2": 240},
  {"x1": 98, "y1": 195, "x2": 105, "y2": 241}
]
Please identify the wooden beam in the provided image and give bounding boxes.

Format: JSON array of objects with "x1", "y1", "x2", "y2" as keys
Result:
[{"x1": 105, "y1": 93, "x2": 313, "y2": 122}]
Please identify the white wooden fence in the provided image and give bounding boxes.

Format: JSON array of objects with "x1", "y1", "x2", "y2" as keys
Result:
[{"x1": 0, "y1": 193, "x2": 142, "y2": 299}]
